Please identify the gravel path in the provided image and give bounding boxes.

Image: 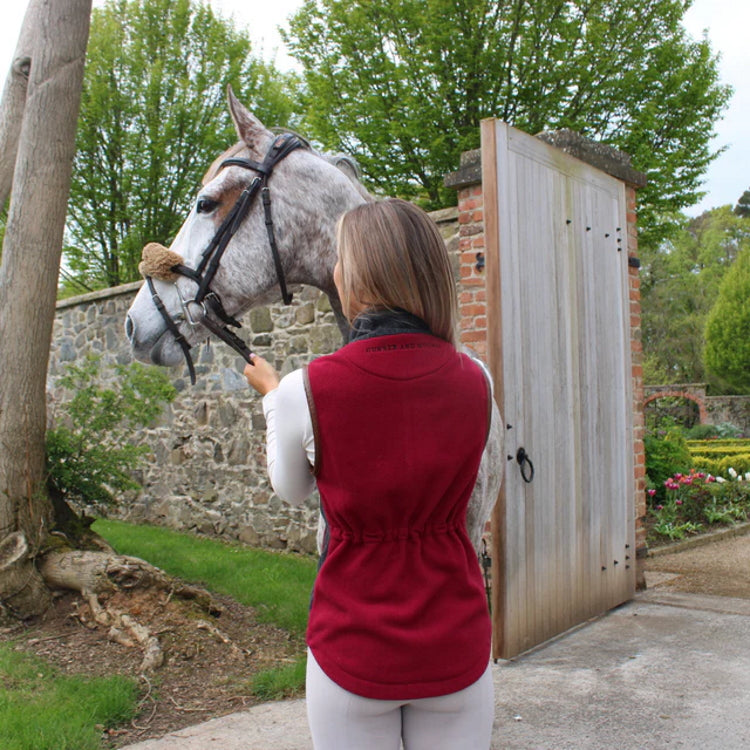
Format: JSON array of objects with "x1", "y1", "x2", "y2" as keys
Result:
[{"x1": 645, "y1": 528, "x2": 750, "y2": 598}]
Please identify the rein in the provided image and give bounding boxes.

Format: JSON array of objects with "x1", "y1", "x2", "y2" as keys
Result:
[{"x1": 144, "y1": 133, "x2": 306, "y2": 384}]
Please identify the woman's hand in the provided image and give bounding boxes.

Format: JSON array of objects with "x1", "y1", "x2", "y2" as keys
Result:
[{"x1": 243, "y1": 354, "x2": 280, "y2": 396}]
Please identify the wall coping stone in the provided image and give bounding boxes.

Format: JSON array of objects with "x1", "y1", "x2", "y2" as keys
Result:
[
  {"x1": 56, "y1": 280, "x2": 144, "y2": 310},
  {"x1": 443, "y1": 149, "x2": 481, "y2": 190},
  {"x1": 443, "y1": 129, "x2": 648, "y2": 190},
  {"x1": 429, "y1": 206, "x2": 459, "y2": 223},
  {"x1": 536, "y1": 129, "x2": 647, "y2": 188}
]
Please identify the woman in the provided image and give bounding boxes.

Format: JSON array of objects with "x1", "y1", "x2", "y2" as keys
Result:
[{"x1": 244, "y1": 198, "x2": 495, "y2": 749}]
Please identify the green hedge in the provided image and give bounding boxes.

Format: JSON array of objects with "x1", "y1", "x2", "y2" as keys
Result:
[
  {"x1": 691, "y1": 453, "x2": 750, "y2": 477},
  {"x1": 687, "y1": 439, "x2": 750, "y2": 477}
]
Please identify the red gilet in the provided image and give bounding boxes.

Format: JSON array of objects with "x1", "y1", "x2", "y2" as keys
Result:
[{"x1": 304, "y1": 332, "x2": 491, "y2": 700}]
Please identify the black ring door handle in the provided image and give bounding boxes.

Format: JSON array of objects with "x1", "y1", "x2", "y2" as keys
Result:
[{"x1": 516, "y1": 447, "x2": 535, "y2": 483}]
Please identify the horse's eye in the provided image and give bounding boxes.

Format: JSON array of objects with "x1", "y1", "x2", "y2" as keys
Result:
[{"x1": 196, "y1": 197, "x2": 218, "y2": 214}]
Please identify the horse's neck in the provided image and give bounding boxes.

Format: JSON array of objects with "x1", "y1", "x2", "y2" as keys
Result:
[{"x1": 284, "y1": 184, "x2": 368, "y2": 292}]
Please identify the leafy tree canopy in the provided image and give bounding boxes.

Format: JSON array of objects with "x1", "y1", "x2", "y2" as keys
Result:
[
  {"x1": 63, "y1": 0, "x2": 302, "y2": 292},
  {"x1": 284, "y1": 0, "x2": 731, "y2": 247},
  {"x1": 704, "y1": 246, "x2": 750, "y2": 394},
  {"x1": 735, "y1": 188, "x2": 750, "y2": 219},
  {"x1": 640, "y1": 205, "x2": 750, "y2": 385}
]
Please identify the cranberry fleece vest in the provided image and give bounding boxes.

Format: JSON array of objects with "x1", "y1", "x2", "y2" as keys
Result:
[{"x1": 304, "y1": 332, "x2": 491, "y2": 700}]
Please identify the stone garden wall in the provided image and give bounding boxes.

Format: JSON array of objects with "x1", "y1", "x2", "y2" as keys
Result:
[
  {"x1": 49, "y1": 208, "x2": 460, "y2": 554},
  {"x1": 644, "y1": 384, "x2": 750, "y2": 435}
]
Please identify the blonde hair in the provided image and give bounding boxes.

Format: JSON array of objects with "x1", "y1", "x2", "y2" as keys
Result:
[{"x1": 336, "y1": 199, "x2": 458, "y2": 346}]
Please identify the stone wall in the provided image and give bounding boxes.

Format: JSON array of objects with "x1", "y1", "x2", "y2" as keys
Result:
[
  {"x1": 643, "y1": 384, "x2": 750, "y2": 435},
  {"x1": 49, "y1": 209, "x2": 460, "y2": 553},
  {"x1": 706, "y1": 397, "x2": 750, "y2": 435}
]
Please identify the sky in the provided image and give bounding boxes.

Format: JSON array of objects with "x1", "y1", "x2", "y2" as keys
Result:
[{"x1": 0, "y1": 0, "x2": 747, "y2": 217}]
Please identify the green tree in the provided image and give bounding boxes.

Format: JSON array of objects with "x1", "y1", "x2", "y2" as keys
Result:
[
  {"x1": 640, "y1": 206, "x2": 750, "y2": 384},
  {"x1": 735, "y1": 188, "x2": 750, "y2": 219},
  {"x1": 284, "y1": 0, "x2": 730, "y2": 246},
  {"x1": 704, "y1": 247, "x2": 750, "y2": 393},
  {"x1": 64, "y1": 0, "x2": 302, "y2": 291}
]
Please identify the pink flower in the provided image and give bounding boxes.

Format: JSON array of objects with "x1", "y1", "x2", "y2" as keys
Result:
[
  {"x1": 648, "y1": 489, "x2": 656, "y2": 496},
  {"x1": 697, "y1": 472, "x2": 705, "y2": 479},
  {"x1": 675, "y1": 473, "x2": 683, "y2": 480},
  {"x1": 706, "y1": 475, "x2": 715, "y2": 483},
  {"x1": 656, "y1": 505, "x2": 664, "y2": 510},
  {"x1": 676, "y1": 499, "x2": 683, "y2": 505}
]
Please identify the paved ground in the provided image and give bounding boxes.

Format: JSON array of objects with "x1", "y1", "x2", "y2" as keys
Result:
[{"x1": 125, "y1": 532, "x2": 750, "y2": 750}]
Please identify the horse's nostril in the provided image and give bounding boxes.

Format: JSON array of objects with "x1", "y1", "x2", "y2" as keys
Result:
[{"x1": 125, "y1": 315, "x2": 135, "y2": 342}]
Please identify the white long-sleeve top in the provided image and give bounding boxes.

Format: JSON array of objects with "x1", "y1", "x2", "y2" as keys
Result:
[
  {"x1": 261, "y1": 369, "x2": 316, "y2": 506},
  {"x1": 260, "y1": 358, "x2": 504, "y2": 551}
]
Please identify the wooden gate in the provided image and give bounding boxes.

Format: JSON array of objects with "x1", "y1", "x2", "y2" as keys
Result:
[{"x1": 481, "y1": 120, "x2": 635, "y2": 659}]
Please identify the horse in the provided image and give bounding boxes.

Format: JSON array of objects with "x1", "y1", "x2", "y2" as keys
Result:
[{"x1": 125, "y1": 89, "x2": 502, "y2": 551}]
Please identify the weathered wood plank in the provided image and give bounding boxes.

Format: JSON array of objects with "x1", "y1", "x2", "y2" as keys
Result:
[{"x1": 486, "y1": 120, "x2": 635, "y2": 658}]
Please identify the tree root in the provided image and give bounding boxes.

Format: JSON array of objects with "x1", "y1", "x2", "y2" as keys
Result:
[
  {"x1": 36, "y1": 548, "x2": 219, "y2": 672},
  {"x1": 196, "y1": 619, "x2": 247, "y2": 660},
  {"x1": 38, "y1": 549, "x2": 216, "y2": 610}
]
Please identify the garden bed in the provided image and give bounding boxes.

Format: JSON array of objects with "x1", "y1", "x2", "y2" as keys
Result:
[{"x1": 646, "y1": 468, "x2": 750, "y2": 545}]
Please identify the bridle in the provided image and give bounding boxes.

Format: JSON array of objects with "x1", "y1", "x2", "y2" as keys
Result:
[{"x1": 144, "y1": 133, "x2": 307, "y2": 384}]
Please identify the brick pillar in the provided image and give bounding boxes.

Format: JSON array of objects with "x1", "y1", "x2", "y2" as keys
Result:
[
  {"x1": 627, "y1": 186, "x2": 648, "y2": 588},
  {"x1": 456, "y1": 184, "x2": 488, "y2": 359}
]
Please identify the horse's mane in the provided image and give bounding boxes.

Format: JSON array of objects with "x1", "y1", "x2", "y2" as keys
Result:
[{"x1": 202, "y1": 131, "x2": 371, "y2": 201}]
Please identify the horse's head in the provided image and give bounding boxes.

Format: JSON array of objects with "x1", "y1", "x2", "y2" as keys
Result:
[{"x1": 125, "y1": 88, "x2": 368, "y2": 371}]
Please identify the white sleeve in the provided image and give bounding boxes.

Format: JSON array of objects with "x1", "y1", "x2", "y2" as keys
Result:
[
  {"x1": 464, "y1": 351, "x2": 504, "y2": 551},
  {"x1": 261, "y1": 368, "x2": 317, "y2": 506}
]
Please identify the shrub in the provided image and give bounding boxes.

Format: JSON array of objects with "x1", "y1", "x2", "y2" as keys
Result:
[
  {"x1": 46, "y1": 356, "x2": 176, "y2": 509},
  {"x1": 645, "y1": 429, "x2": 693, "y2": 502},
  {"x1": 716, "y1": 422, "x2": 743, "y2": 438},
  {"x1": 684, "y1": 423, "x2": 720, "y2": 440}
]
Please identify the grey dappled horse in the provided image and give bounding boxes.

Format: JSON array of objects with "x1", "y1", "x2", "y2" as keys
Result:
[{"x1": 125, "y1": 90, "x2": 502, "y2": 550}]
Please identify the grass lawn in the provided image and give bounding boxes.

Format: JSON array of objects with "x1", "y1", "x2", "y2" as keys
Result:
[
  {"x1": 0, "y1": 645, "x2": 138, "y2": 750},
  {"x1": 93, "y1": 519, "x2": 317, "y2": 635},
  {"x1": 1, "y1": 520, "x2": 317, "y2": 749}
]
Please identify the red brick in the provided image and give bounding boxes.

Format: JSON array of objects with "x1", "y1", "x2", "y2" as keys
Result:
[
  {"x1": 462, "y1": 303, "x2": 486, "y2": 317},
  {"x1": 460, "y1": 197, "x2": 480, "y2": 211},
  {"x1": 461, "y1": 330, "x2": 487, "y2": 342},
  {"x1": 459, "y1": 264, "x2": 475, "y2": 278}
]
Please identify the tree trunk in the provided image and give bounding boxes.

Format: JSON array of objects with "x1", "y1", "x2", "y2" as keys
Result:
[
  {"x1": 0, "y1": 0, "x2": 92, "y2": 618},
  {"x1": 0, "y1": 0, "x2": 42, "y2": 212}
]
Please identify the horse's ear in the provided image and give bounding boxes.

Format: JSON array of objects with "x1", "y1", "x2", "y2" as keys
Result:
[{"x1": 227, "y1": 85, "x2": 267, "y2": 151}]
